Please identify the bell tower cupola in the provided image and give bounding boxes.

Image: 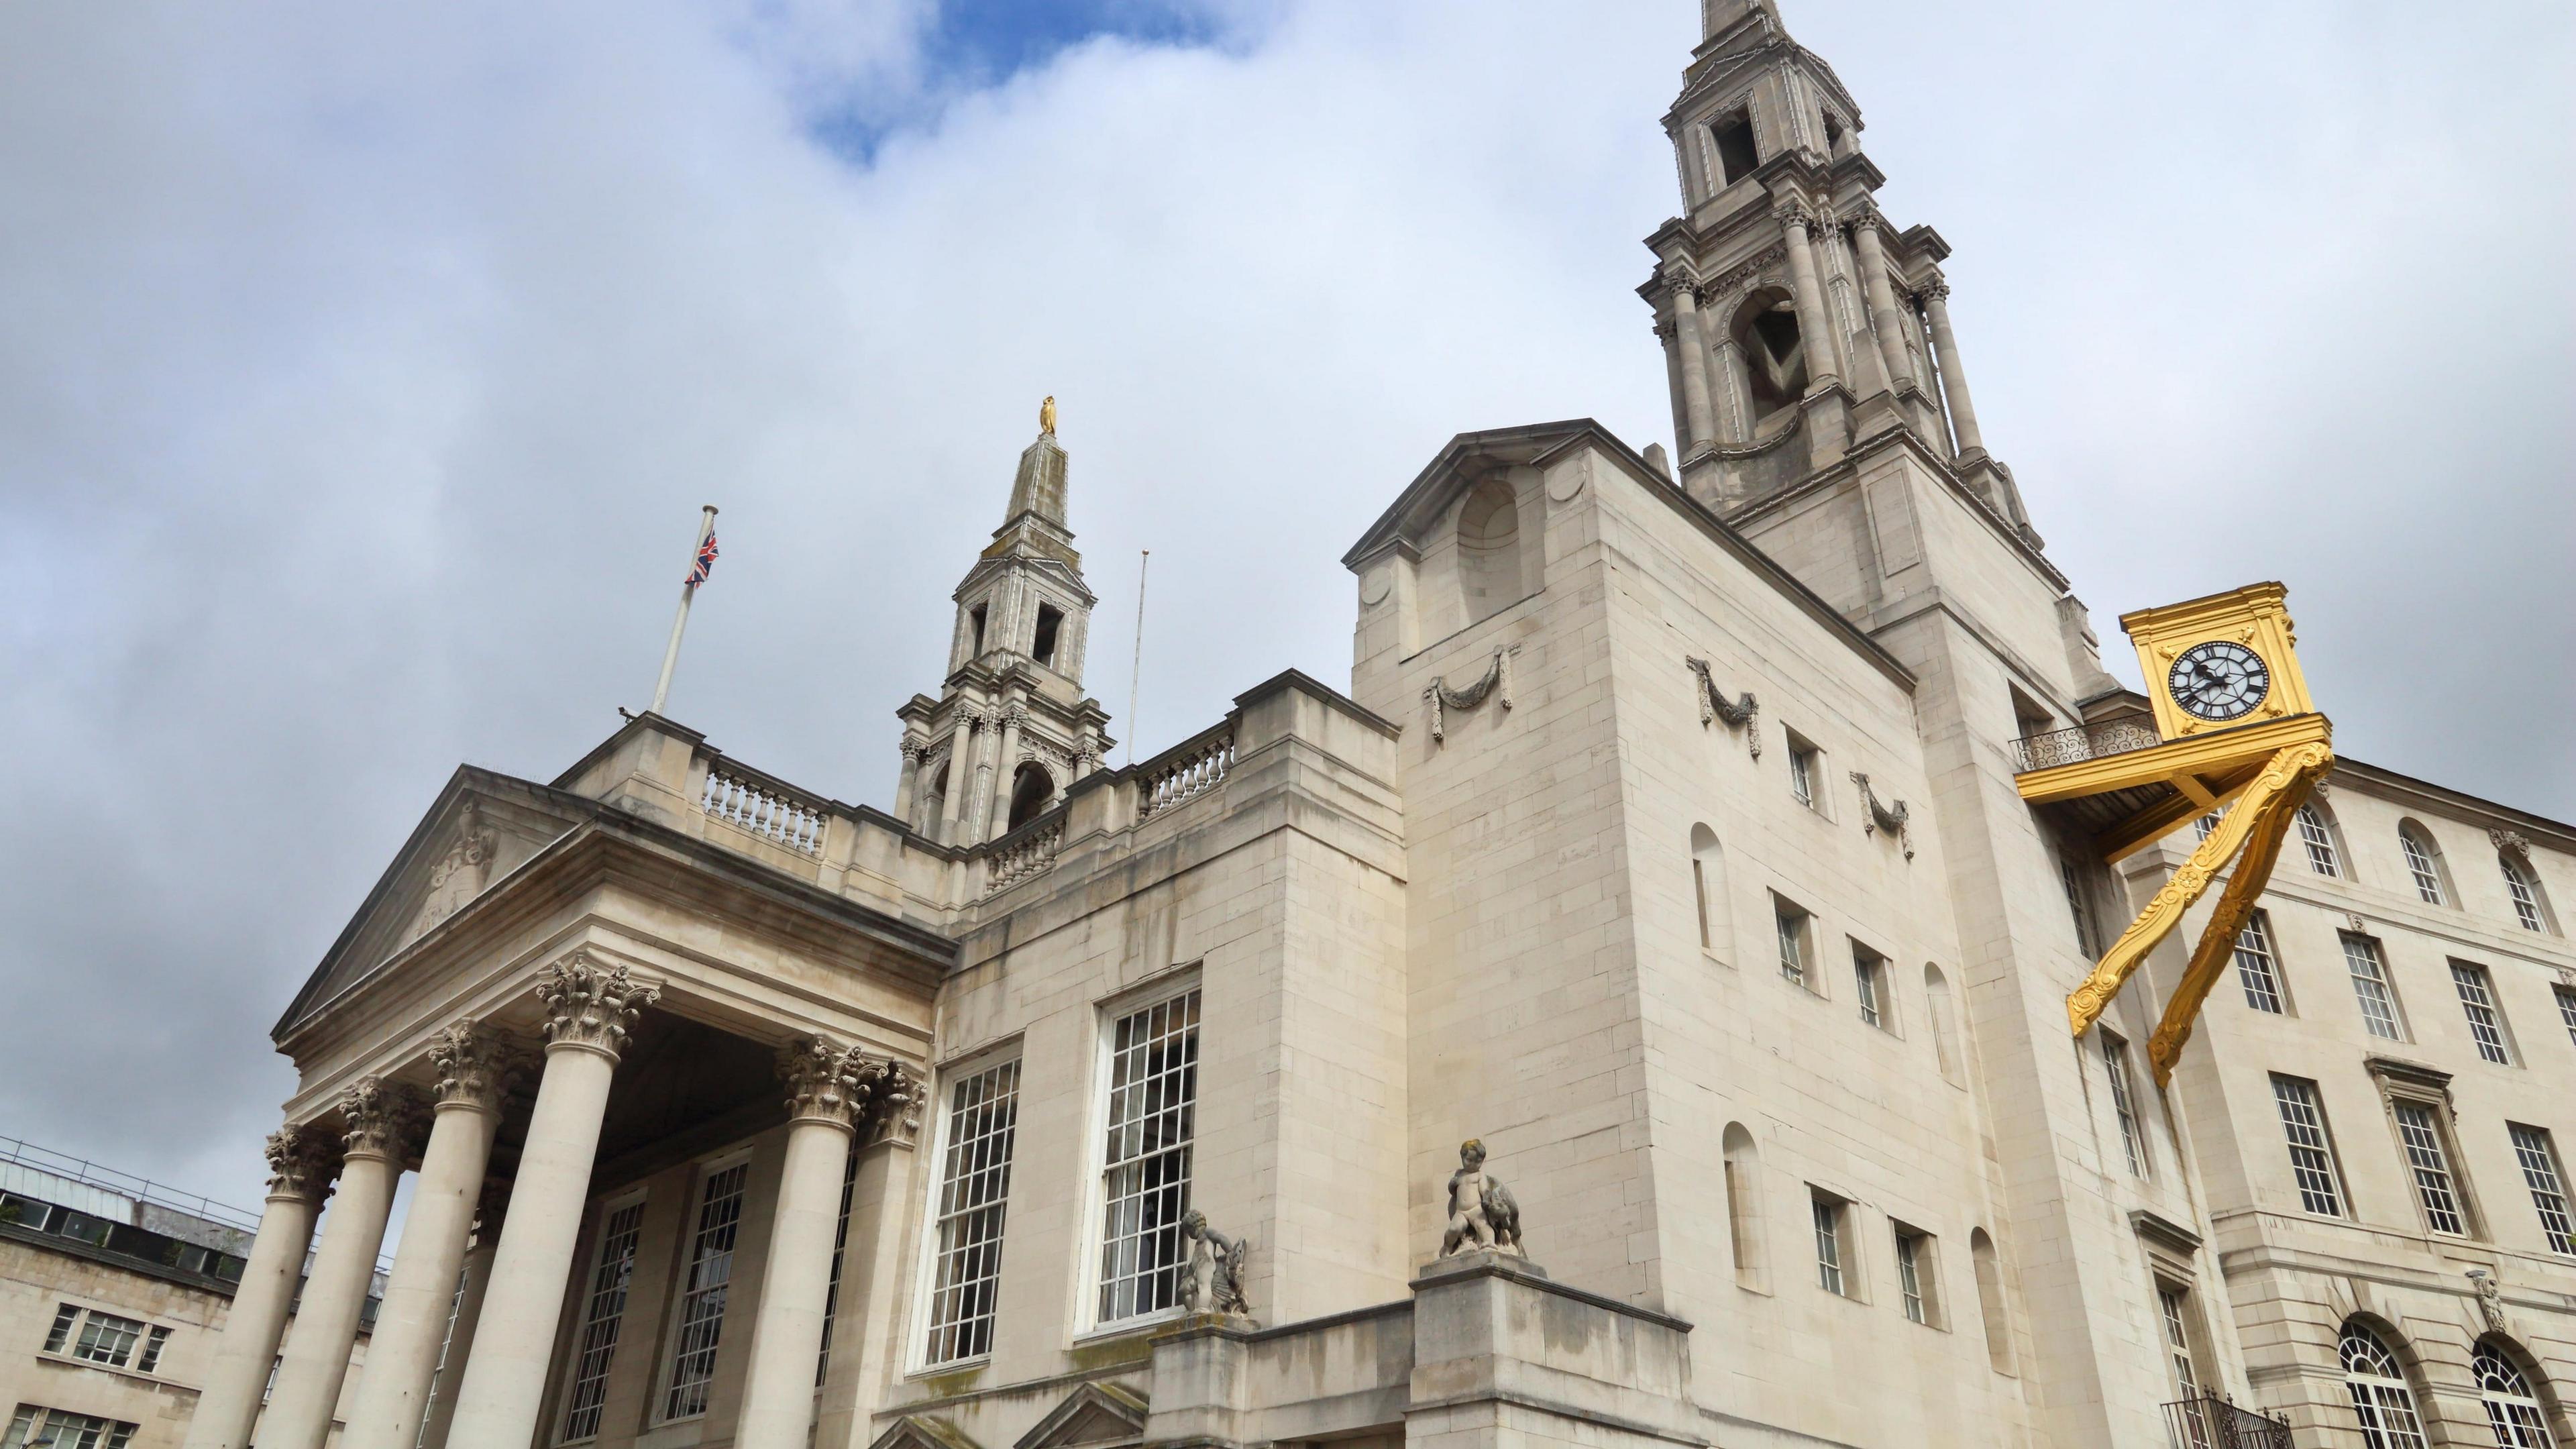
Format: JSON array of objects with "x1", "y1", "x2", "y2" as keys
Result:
[
  {"x1": 893, "y1": 398, "x2": 1113, "y2": 847},
  {"x1": 1642, "y1": 0, "x2": 2039, "y2": 549}
]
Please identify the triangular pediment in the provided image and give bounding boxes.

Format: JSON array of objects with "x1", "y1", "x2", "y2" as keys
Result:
[
  {"x1": 872, "y1": 1415, "x2": 983, "y2": 1449},
  {"x1": 272, "y1": 767, "x2": 590, "y2": 1035},
  {"x1": 955, "y1": 552, "x2": 1095, "y2": 606},
  {"x1": 1014, "y1": 1381, "x2": 1148, "y2": 1449}
]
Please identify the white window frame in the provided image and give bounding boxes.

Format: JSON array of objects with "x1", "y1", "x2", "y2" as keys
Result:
[
  {"x1": 1810, "y1": 1193, "x2": 1847, "y2": 1297},
  {"x1": 1851, "y1": 941, "x2": 1890, "y2": 1030},
  {"x1": 2232, "y1": 910, "x2": 2287, "y2": 1014},
  {"x1": 2099, "y1": 1030, "x2": 2150, "y2": 1180},
  {"x1": 2341, "y1": 933, "x2": 2407, "y2": 1042},
  {"x1": 1079, "y1": 973, "x2": 1203, "y2": 1336},
  {"x1": 1891, "y1": 1224, "x2": 1940, "y2": 1328},
  {"x1": 1786, "y1": 734, "x2": 1820, "y2": 810},
  {"x1": 557, "y1": 1188, "x2": 648, "y2": 1444},
  {"x1": 2296, "y1": 804, "x2": 2341, "y2": 877},
  {"x1": 2271, "y1": 1073, "x2": 2347, "y2": 1218},
  {"x1": 2556, "y1": 984, "x2": 2576, "y2": 1051},
  {"x1": 1773, "y1": 896, "x2": 1815, "y2": 991},
  {"x1": 38, "y1": 1304, "x2": 167, "y2": 1376},
  {"x1": 2448, "y1": 960, "x2": 2516, "y2": 1065},
  {"x1": 2387, "y1": 1099, "x2": 2471, "y2": 1237},
  {"x1": 2502, "y1": 854, "x2": 2549, "y2": 933},
  {"x1": 909, "y1": 1045, "x2": 1026, "y2": 1372},
  {"x1": 2398, "y1": 826, "x2": 2445, "y2": 904},
  {"x1": 654, "y1": 1151, "x2": 752, "y2": 1425},
  {"x1": 2506, "y1": 1123, "x2": 2574, "y2": 1256},
  {"x1": 1, "y1": 1405, "x2": 138, "y2": 1449}
]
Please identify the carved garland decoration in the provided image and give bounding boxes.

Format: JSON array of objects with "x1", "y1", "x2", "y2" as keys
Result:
[
  {"x1": 1849, "y1": 772, "x2": 1914, "y2": 861},
  {"x1": 1684, "y1": 657, "x2": 1760, "y2": 759},
  {"x1": 1425, "y1": 647, "x2": 1518, "y2": 746}
]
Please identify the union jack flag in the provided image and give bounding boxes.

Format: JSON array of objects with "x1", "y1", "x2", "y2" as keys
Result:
[{"x1": 686, "y1": 532, "x2": 720, "y2": 586}]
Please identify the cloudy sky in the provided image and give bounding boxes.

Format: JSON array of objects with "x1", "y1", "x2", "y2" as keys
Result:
[{"x1": 3, "y1": 0, "x2": 2569, "y2": 1213}]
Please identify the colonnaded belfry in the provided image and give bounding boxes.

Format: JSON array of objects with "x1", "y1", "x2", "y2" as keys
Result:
[{"x1": 160, "y1": 1, "x2": 2570, "y2": 1448}]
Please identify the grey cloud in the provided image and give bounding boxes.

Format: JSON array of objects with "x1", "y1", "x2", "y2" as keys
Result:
[{"x1": 1, "y1": 0, "x2": 2566, "y2": 1215}]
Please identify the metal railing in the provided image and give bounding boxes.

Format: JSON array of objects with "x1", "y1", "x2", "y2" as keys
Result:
[
  {"x1": 2162, "y1": 1395, "x2": 2293, "y2": 1449},
  {"x1": 2012, "y1": 718, "x2": 2161, "y2": 773},
  {"x1": 0, "y1": 1134, "x2": 261, "y2": 1236}
]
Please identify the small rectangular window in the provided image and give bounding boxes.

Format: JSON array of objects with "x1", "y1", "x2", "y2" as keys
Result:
[
  {"x1": 1774, "y1": 899, "x2": 1812, "y2": 989},
  {"x1": 135, "y1": 1326, "x2": 170, "y2": 1375},
  {"x1": 2270, "y1": 1074, "x2": 2345, "y2": 1217},
  {"x1": 2061, "y1": 856, "x2": 2098, "y2": 957},
  {"x1": 2449, "y1": 961, "x2": 2513, "y2": 1065},
  {"x1": 561, "y1": 1197, "x2": 647, "y2": 1441},
  {"x1": 1788, "y1": 739, "x2": 1818, "y2": 808},
  {"x1": 1811, "y1": 1194, "x2": 1846, "y2": 1296},
  {"x1": 2390, "y1": 1102, "x2": 2467, "y2": 1235},
  {"x1": 2556, "y1": 984, "x2": 2576, "y2": 1050},
  {"x1": 925, "y1": 1058, "x2": 1023, "y2": 1364},
  {"x1": 2507, "y1": 1124, "x2": 2574, "y2": 1256},
  {"x1": 1098, "y1": 989, "x2": 1201, "y2": 1324},
  {"x1": 44, "y1": 1303, "x2": 79, "y2": 1354},
  {"x1": 72, "y1": 1310, "x2": 145, "y2": 1368},
  {"x1": 2233, "y1": 912, "x2": 2285, "y2": 1014},
  {"x1": 1892, "y1": 1226, "x2": 1937, "y2": 1326},
  {"x1": 2100, "y1": 1032, "x2": 2149, "y2": 1179},
  {"x1": 1852, "y1": 945, "x2": 1886, "y2": 1029},
  {"x1": 2341, "y1": 934, "x2": 2405, "y2": 1041},
  {"x1": 663, "y1": 1163, "x2": 750, "y2": 1421}
]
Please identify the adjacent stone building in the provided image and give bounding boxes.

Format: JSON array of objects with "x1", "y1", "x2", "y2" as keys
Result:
[
  {"x1": 1, "y1": 1138, "x2": 374, "y2": 1447},
  {"x1": 126, "y1": 3, "x2": 2573, "y2": 1448}
]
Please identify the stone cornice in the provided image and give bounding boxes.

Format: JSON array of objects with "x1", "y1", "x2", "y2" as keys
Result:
[{"x1": 1722, "y1": 423, "x2": 2070, "y2": 595}]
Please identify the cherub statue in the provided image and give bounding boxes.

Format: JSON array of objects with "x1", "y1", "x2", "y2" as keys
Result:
[
  {"x1": 1179, "y1": 1208, "x2": 1249, "y2": 1317},
  {"x1": 1440, "y1": 1138, "x2": 1524, "y2": 1258}
]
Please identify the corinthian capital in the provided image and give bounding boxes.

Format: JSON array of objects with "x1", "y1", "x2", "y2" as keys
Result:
[
  {"x1": 1917, "y1": 277, "x2": 1951, "y2": 302},
  {"x1": 264, "y1": 1122, "x2": 339, "y2": 1200},
  {"x1": 776, "y1": 1035, "x2": 874, "y2": 1129},
  {"x1": 535, "y1": 953, "x2": 659, "y2": 1060},
  {"x1": 864, "y1": 1060, "x2": 924, "y2": 1147},
  {"x1": 429, "y1": 1020, "x2": 521, "y2": 1113},
  {"x1": 1660, "y1": 266, "x2": 1703, "y2": 305},
  {"x1": 900, "y1": 739, "x2": 927, "y2": 764},
  {"x1": 339, "y1": 1077, "x2": 427, "y2": 1161}
]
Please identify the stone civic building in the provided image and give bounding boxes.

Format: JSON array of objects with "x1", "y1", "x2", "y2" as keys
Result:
[{"x1": 155, "y1": 3, "x2": 2571, "y2": 1448}]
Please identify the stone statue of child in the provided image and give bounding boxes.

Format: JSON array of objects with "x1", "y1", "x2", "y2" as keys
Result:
[
  {"x1": 1440, "y1": 1138, "x2": 1524, "y2": 1258},
  {"x1": 1179, "y1": 1208, "x2": 1249, "y2": 1317}
]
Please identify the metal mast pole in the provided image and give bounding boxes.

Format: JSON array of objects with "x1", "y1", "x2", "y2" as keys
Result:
[
  {"x1": 649, "y1": 504, "x2": 718, "y2": 716},
  {"x1": 1125, "y1": 549, "x2": 1149, "y2": 766}
]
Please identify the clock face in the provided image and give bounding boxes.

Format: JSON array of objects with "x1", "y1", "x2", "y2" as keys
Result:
[{"x1": 2167, "y1": 640, "x2": 2270, "y2": 722}]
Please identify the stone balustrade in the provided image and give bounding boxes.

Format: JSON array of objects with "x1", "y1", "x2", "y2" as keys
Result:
[
  {"x1": 1136, "y1": 722, "x2": 1236, "y2": 819},
  {"x1": 701, "y1": 761, "x2": 830, "y2": 857},
  {"x1": 982, "y1": 812, "x2": 1066, "y2": 896}
]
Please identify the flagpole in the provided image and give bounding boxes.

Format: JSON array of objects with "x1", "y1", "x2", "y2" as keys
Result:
[
  {"x1": 650, "y1": 505, "x2": 718, "y2": 716},
  {"x1": 1124, "y1": 549, "x2": 1148, "y2": 767}
]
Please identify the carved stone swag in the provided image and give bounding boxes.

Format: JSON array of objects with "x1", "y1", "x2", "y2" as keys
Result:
[
  {"x1": 1684, "y1": 656, "x2": 1760, "y2": 758},
  {"x1": 1425, "y1": 646, "x2": 1518, "y2": 745}
]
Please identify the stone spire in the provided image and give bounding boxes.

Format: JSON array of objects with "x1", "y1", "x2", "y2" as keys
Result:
[{"x1": 890, "y1": 402, "x2": 1113, "y2": 847}]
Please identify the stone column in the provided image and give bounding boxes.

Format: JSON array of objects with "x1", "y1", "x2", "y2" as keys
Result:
[
  {"x1": 443, "y1": 955, "x2": 657, "y2": 1449},
  {"x1": 415, "y1": 1180, "x2": 506, "y2": 1449},
  {"x1": 892, "y1": 740, "x2": 924, "y2": 824},
  {"x1": 934, "y1": 727, "x2": 969, "y2": 845},
  {"x1": 1778, "y1": 204, "x2": 1841, "y2": 390},
  {"x1": 339, "y1": 1025, "x2": 515, "y2": 1449},
  {"x1": 1920, "y1": 279, "x2": 1984, "y2": 455},
  {"x1": 1708, "y1": 335, "x2": 1750, "y2": 445},
  {"x1": 1850, "y1": 221, "x2": 1919, "y2": 394},
  {"x1": 985, "y1": 703, "x2": 1027, "y2": 839},
  {"x1": 734, "y1": 1039, "x2": 875, "y2": 1449},
  {"x1": 812, "y1": 1069, "x2": 924, "y2": 1449},
  {"x1": 1665, "y1": 274, "x2": 1721, "y2": 455},
  {"x1": 264, "y1": 1079, "x2": 422, "y2": 1449},
  {"x1": 181, "y1": 1126, "x2": 337, "y2": 1449}
]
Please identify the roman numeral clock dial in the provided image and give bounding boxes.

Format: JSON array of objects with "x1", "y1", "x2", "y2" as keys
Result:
[{"x1": 2166, "y1": 640, "x2": 2270, "y2": 722}]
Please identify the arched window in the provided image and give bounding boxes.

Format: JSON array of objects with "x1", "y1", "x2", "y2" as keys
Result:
[
  {"x1": 2502, "y1": 852, "x2": 2555, "y2": 934},
  {"x1": 1005, "y1": 763, "x2": 1055, "y2": 833},
  {"x1": 920, "y1": 761, "x2": 951, "y2": 841},
  {"x1": 1925, "y1": 963, "x2": 1963, "y2": 1085},
  {"x1": 2339, "y1": 1320, "x2": 2430, "y2": 1448},
  {"x1": 1457, "y1": 480, "x2": 1523, "y2": 622},
  {"x1": 2398, "y1": 822, "x2": 2449, "y2": 905},
  {"x1": 1731, "y1": 292, "x2": 1809, "y2": 423},
  {"x1": 1721, "y1": 1122, "x2": 1765, "y2": 1291},
  {"x1": 2297, "y1": 803, "x2": 2343, "y2": 877},
  {"x1": 2475, "y1": 1339, "x2": 2560, "y2": 1446},
  {"x1": 1690, "y1": 825, "x2": 1731, "y2": 961},
  {"x1": 1969, "y1": 1228, "x2": 2012, "y2": 1374}
]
